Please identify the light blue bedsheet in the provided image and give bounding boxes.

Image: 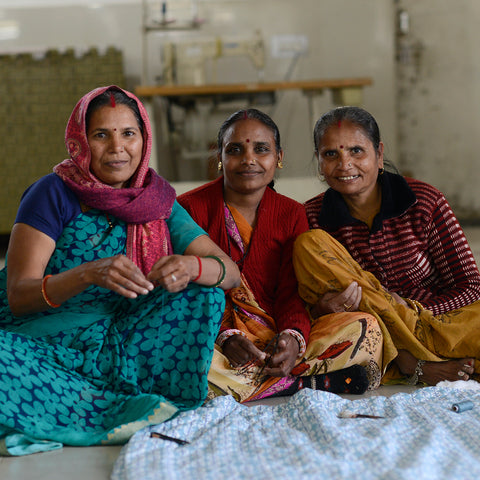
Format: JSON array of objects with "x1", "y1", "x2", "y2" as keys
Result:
[{"x1": 111, "y1": 386, "x2": 480, "y2": 480}]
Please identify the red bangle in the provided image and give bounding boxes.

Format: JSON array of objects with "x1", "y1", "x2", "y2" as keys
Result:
[
  {"x1": 41, "y1": 274, "x2": 61, "y2": 308},
  {"x1": 191, "y1": 256, "x2": 202, "y2": 282}
]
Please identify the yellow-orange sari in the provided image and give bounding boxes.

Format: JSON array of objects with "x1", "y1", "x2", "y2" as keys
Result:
[{"x1": 293, "y1": 229, "x2": 480, "y2": 382}]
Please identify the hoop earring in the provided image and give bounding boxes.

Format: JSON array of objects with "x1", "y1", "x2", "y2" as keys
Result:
[
  {"x1": 217, "y1": 161, "x2": 222, "y2": 171},
  {"x1": 379, "y1": 167, "x2": 384, "y2": 175},
  {"x1": 277, "y1": 160, "x2": 283, "y2": 169}
]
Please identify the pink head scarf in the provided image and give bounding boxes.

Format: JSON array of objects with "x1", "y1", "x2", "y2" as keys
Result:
[{"x1": 54, "y1": 85, "x2": 176, "y2": 275}]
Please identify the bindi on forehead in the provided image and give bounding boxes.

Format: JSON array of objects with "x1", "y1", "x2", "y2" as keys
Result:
[{"x1": 246, "y1": 138, "x2": 250, "y2": 143}]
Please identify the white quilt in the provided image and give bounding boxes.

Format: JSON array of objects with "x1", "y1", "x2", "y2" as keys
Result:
[{"x1": 111, "y1": 386, "x2": 480, "y2": 480}]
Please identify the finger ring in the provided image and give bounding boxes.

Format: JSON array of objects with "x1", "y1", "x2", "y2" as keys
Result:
[
  {"x1": 458, "y1": 370, "x2": 465, "y2": 377},
  {"x1": 343, "y1": 303, "x2": 352, "y2": 310},
  {"x1": 171, "y1": 274, "x2": 177, "y2": 282}
]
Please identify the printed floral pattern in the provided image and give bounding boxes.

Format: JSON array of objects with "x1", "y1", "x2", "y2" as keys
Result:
[{"x1": 0, "y1": 210, "x2": 225, "y2": 452}]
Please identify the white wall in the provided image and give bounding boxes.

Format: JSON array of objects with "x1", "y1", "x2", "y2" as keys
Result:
[
  {"x1": 0, "y1": 0, "x2": 397, "y2": 189},
  {"x1": 397, "y1": 0, "x2": 480, "y2": 220}
]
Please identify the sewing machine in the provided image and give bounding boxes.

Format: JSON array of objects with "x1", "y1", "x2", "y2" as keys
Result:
[{"x1": 160, "y1": 31, "x2": 265, "y2": 85}]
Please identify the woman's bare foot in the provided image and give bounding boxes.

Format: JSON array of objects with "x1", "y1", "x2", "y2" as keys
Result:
[{"x1": 395, "y1": 350, "x2": 475, "y2": 386}]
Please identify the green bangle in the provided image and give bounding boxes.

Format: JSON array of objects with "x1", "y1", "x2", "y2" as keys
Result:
[{"x1": 204, "y1": 255, "x2": 226, "y2": 288}]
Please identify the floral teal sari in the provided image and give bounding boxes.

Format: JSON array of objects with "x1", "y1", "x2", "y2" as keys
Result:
[{"x1": 0, "y1": 210, "x2": 225, "y2": 455}]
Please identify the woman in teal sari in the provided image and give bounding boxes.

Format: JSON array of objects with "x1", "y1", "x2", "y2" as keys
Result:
[{"x1": 0, "y1": 85, "x2": 239, "y2": 455}]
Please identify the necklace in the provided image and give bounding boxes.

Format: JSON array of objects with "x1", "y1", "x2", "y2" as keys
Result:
[
  {"x1": 88, "y1": 213, "x2": 115, "y2": 248},
  {"x1": 105, "y1": 213, "x2": 113, "y2": 231},
  {"x1": 102, "y1": 214, "x2": 114, "y2": 241}
]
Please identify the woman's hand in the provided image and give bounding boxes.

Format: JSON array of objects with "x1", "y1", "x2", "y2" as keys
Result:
[
  {"x1": 85, "y1": 254, "x2": 154, "y2": 298},
  {"x1": 222, "y1": 335, "x2": 266, "y2": 367},
  {"x1": 224, "y1": 333, "x2": 300, "y2": 377},
  {"x1": 261, "y1": 332, "x2": 300, "y2": 377},
  {"x1": 42, "y1": 254, "x2": 154, "y2": 306},
  {"x1": 310, "y1": 281, "x2": 362, "y2": 318},
  {"x1": 148, "y1": 254, "x2": 194, "y2": 292}
]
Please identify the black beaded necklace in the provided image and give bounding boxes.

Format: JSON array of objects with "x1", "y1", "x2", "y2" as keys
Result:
[{"x1": 91, "y1": 213, "x2": 114, "y2": 248}]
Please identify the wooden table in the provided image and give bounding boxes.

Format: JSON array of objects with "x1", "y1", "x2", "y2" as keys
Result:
[{"x1": 135, "y1": 77, "x2": 372, "y2": 103}]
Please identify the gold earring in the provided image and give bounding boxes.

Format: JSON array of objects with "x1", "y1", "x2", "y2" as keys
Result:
[
  {"x1": 379, "y1": 167, "x2": 384, "y2": 175},
  {"x1": 277, "y1": 160, "x2": 283, "y2": 169},
  {"x1": 217, "y1": 161, "x2": 222, "y2": 171}
]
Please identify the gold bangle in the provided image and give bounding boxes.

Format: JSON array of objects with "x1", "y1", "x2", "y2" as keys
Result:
[
  {"x1": 41, "y1": 274, "x2": 61, "y2": 308},
  {"x1": 411, "y1": 299, "x2": 424, "y2": 313},
  {"x1": 406, "y1": 298, "x2": 423, "y2": 314},
  {"x1": 204, "y1": 256, "x2": 226, "y2": 288}
]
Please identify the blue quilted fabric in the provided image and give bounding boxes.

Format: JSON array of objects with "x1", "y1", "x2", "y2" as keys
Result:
[{"x1": 112, "y1": 386, "x2": 480, "y2": 480}]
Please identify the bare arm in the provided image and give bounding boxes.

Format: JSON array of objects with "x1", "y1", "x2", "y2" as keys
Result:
[{"x1": 7, "y1": 223, "x2": 154, "y2": 316}]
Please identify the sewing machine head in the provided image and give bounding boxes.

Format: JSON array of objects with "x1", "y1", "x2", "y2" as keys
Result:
[{"x1": 161, "y1": 30, "x2": 265, "y2": 85}]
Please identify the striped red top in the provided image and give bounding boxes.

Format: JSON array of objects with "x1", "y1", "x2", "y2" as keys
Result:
[{"x1": 305, "y1": 172, "x2": 480, "y2": 315}]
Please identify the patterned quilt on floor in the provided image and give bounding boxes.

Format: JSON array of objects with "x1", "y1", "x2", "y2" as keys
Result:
[{"x1": 111, "y1": 386, "x2": 480, "y2": 480}]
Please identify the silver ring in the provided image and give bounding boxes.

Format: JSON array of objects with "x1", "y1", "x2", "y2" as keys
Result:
[
  {"x1": 458, "y1": 370, "x2": 465, "y2": 377},
  {"x1": 171, "y1": 274, "x2": 177, "y2": 282}
]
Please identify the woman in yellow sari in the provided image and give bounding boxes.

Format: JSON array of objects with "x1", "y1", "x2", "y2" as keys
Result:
[
  {"x1": 294, "y1": 106, "x2": 478, "y2": 386},
  {"x1": 178, "y1": 109, "x2": 384, "y2": 402}
]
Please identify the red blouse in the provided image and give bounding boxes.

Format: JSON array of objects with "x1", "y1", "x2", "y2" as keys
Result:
[{"x1": 178, "y1": 176, "x2": 311, "y2": 340}]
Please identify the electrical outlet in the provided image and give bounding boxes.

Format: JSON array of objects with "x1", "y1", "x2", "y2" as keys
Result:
[{"x1": 270, "y1": 34, "x2": 309, "y2": 58}]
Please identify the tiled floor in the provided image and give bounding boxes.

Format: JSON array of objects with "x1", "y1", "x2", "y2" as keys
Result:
[{"x1": 1, "y1": 228, "x2": 480, "y2": 479}]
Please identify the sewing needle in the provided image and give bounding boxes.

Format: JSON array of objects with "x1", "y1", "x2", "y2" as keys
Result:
[{"x1": 150, "y1": 431, "x2": 190, "y2": 445}]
